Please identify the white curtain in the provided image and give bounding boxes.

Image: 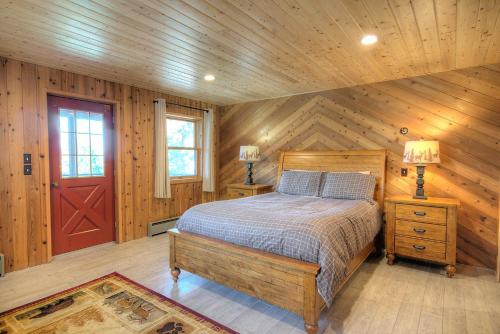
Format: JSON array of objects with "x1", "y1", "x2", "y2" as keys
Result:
[
  {"x1": 202, "y1": 108, "x2": 215, "y2": 192},
  {"x1": 154, "y1": 98, "x2": 171, "y2": 198}
]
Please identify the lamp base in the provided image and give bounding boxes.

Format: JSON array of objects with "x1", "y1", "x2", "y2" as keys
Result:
[
  {"x1": 244, "y1": 162, "x2": 255, "y2": 185},
  {"x1": 414, "y1": 165, "x2": 428, "y2": 200}
]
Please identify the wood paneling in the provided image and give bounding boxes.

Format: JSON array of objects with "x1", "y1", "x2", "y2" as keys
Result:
[
  {"x1": 0, "y1": 57, "x2": 219, "y2": 273},
  {"x1": 1, "y1": 1, "x2": 499, "y2": 105},
  {"x1": 219, "y1": 64, "x2": 500, "y2": 269}
]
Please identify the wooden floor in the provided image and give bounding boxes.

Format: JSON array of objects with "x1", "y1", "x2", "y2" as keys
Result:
[{"x1": 0, "y1": 235, "x2": 499, "y2": 334}]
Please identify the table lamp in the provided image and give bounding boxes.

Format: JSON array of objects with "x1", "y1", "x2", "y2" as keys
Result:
[
  {"x1": 239, "y1": 146, "x2": 260, "y2": 185},
  {"x1": 403, "y1": 140, "x2": 440, "y2": 199}
]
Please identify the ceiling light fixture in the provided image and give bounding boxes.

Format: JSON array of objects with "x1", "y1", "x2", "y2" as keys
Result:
[
  {"x1": 204, "y1": 74, "x2": 215, "y2": 81},
  {"x1": 361, "y1": 34, "x2": 378, "y2": 45}
]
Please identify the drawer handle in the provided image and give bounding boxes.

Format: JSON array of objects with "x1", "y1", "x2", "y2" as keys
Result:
[
  {"x1": 414, "y1": 211, "x2": 426, "y2": 216},
  {"x1": 413, "y1": 228, "x2": 426, "y2": 234},
  {"x1": 238, "y1": 192, "x2": 245, "y2": 196},
  {"x1": 413, "y1": 245, "x2": 426, "y2": 251}
]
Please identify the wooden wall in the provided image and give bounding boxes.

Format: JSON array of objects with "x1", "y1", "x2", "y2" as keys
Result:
[
  {"x1": 0, "y1": 57, "x2": 219, "y2": 273},
  {"x1": 220, "y1": 64, "x2": 500, "y2": 269}
]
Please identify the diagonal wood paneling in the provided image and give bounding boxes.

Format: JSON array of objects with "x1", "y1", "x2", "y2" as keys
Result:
[
  {"x1": 0, "y1": 1, "x2": 499, "y2": 104},
  {"x1": 219, "y1": 64, "x2": 500, "y2": 269}
]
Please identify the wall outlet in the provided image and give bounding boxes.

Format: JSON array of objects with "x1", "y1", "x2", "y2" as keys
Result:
[{"x1": 401, "y1": 168, "x2": 408, "y2": 177}]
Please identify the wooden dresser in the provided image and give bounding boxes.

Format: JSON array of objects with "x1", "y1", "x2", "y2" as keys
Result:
[
  {"x1": 385, "y1": 195, "x2": 460, "y2": 277},
  {"x1": 226, "y1": 183, "x2": 273, "y2": 199}
]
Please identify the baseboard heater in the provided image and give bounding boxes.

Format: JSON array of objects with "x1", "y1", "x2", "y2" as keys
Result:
[
  {"x1": 0, "y1": 253, "x2": 4, "y2": 277},
  {"x1": 147, "y1": 217, "x2": 178, "y2": 237}
]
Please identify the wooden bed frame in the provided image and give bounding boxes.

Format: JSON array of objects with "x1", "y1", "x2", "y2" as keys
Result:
[{"x1": 168, "y1": 150, "x2": 386, "y2": 334}]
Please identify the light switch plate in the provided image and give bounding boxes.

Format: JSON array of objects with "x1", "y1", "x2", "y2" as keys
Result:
[{"x1": 24, "y1": 164, "x2": 32, "y2": 175}]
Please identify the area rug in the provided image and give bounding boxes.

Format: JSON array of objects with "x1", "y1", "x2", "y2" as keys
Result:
[{"x1": 0, "y1": 272, "x2": 238, "y2": 334}]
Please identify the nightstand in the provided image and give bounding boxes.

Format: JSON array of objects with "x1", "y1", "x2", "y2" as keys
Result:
[
  {"x1": 385, "y1": 195, "x2": 460, "y2": 277},
  {"x1": 226, "y1": 183, "x2": 273, "y2": 199}
]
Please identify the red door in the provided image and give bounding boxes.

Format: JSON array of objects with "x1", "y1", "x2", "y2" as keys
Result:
[{"x1": 48, "y1": 95, "x2": 115, "y2": 255}]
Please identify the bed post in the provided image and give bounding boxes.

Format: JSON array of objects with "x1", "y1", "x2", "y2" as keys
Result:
[
  {"x1": 169, "y1": 232, "x2": 181, "y2": 282},
  {"x1": 303, "y1": 272, "x2": 320, "y2": 334},
  {"x1": 171, "y1": 268, "x2": 181, "y2": 282}
]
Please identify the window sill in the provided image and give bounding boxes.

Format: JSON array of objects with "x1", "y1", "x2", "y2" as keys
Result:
[{"x1": 170, "y1": 177, "x2": 202, "y2": 185}]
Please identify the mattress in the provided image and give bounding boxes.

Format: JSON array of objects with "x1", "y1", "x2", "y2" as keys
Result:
[{"x1": 176, "y1": 192, "x2": 381, "y2": 307}]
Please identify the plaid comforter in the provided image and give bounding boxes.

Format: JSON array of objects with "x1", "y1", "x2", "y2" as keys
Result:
[{"x1": 176, "y1": 192, "x2": 381, "y2": 307}]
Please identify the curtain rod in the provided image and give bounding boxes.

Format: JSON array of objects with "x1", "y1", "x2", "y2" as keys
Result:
[{"x1": 153, "y1": 99, "x2": 210, "y2": 112}]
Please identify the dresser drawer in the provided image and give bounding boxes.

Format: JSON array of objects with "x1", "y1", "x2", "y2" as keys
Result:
[
  {"x1": 227, "y1": 188, "x2": 254, "y2": 199},
  {"x1": 395, "y1": 236, "x2": 446, "y2": 262},
  {"x1": 396, "y1": 220, "x2": 447, "y2": 241},
  {"x1": 395, "y1": 204, "x2": 447, "y2": 225}
]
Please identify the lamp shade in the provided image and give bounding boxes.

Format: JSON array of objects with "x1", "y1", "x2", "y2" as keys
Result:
[
  {"x1": 239, "y1": 146, "x2": 260, "y2": 161},
  {"x1": 403, "y1": 140, "x2": 440, "y2": 164}
]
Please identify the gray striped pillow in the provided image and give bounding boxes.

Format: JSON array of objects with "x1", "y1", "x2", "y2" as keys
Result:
[
  {"x1": 321, "y1": 172, "x2": 376, "y2": 201},
  {"x1": 277, "y1": 170, "x2": 322, "y2": 197}
]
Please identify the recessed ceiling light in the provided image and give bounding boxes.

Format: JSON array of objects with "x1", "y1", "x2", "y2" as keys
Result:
[
  {"x1": 204, "y1": 74, "x2": 215, "y2": 81},
  {"x1": 361, "y1": 34, "x2": 378, "y2": 45}
]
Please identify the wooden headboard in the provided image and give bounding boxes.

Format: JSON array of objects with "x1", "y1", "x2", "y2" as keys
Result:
[{"x1": 276, "y1": 150, "x2": 387, "y2": 207}]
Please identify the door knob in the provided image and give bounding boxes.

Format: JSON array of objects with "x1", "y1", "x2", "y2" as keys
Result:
[{"x1": 51, "y1": 181, "x2": 59, "y2": 188}]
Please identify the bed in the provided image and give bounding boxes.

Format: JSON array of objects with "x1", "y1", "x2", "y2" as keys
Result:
[{"x1": 168, "y1": 150, "x2": 386, "y2": 334}]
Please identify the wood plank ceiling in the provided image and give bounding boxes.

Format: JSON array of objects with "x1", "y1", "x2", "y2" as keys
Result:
[{"x1": 0, "y1": 0, "x2": 499, "y2": 105}]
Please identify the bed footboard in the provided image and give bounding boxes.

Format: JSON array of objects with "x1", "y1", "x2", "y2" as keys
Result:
[{"x1": 168, "y1": 228, "x2": 322, "y2": 333}]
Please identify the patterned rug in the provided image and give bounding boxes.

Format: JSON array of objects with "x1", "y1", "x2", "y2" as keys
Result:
[{"x1": 0, "y1": 272, "x2": 237, "y2": 334}]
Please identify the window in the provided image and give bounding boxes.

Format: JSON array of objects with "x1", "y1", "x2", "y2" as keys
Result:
[
  {"x1": 167, "y1": 117, "x2": 201, "y2": 179},
  {"x1": 59, "y1": 109, "x2": 105, "y2": 178}
]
